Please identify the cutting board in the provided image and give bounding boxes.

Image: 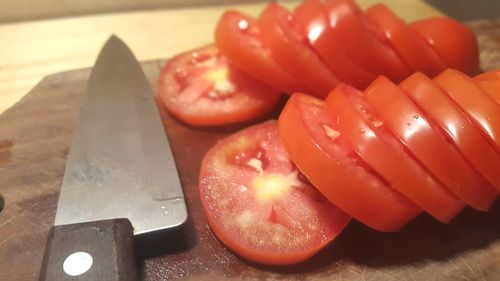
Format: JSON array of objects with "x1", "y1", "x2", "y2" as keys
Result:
[{"x1": 1, "y1": 20, "x2": 500, "y2": 281}]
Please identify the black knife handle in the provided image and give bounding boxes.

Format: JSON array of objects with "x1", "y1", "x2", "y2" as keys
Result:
[{"x1": 39, "y1": 219, "x2": 138, "y2": 281}]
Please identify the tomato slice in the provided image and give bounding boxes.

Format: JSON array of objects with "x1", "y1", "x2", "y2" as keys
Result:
[
  {"x1": 158, "y1": 45, "x2": 281, "y2": 126},
  {"x1": 325, "y1": 84, "x2": 462, "y2": 222},
  {"x1": 215, "y1": 11, "x2": 309, "y2": 94},
  {"x1": 412, "y1": 17, "x2": 479, "y2": 75},
  {"x1": 199, "y1": 121, "x2": 350, "y2": 265},
  {"x1": 258, "y1": 3, "x2": 340, "y2": 98},
  {"x1": 364, "y1": 76, "x2": 496, "y2": 214},
  {"x1": 366, "y1": 4, "x2": 448, "y2": 77},
  {"x1": 400, "y1": 73, "x2": 499, "y2": 201},
  {"x1": 323, "y1": 0, "x2": 411, "y2": 82},
  {"x1": 474, "y1": 70, "x2": 500, "y2": 104},
  {"x1": 434, "y1": 69, "x2": 500, "y2": 154},
  {"x1": 293, "y1": 0, "x2": 375, "y2": 89},
  {"x1": 279, "y1": 93, "x2": 420, "y2": 232}
]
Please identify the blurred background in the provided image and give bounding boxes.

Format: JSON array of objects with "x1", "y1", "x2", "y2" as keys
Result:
[{"x1": 0, "y1": 0, "x2": 498, "y2": 22}]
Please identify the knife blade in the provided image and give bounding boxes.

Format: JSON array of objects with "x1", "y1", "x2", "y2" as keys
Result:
[{"x1": 39, "y1": 35, "x2": 187, "y2": 281}]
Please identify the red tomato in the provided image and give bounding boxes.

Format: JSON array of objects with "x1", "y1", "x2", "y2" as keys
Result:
[
  {"x1": 366, "y1": 4, "x2": 447, "y2": 77},
  {"x1": 434, "y1": 69, "x2": 500, "y2": 154},
  {"x1": 325, "y1": 84, "x2": 462, "y2": 222},
  {"x1": 400, "y1": 73, "x2": 499, "y2": 201},
  {"x1": 199, "y1": 121, "x2": 351, "y2": 265},
  {"x1": 411, "y1": 17, "x2": 479, "y2": 75},
  {"x1": 323, "y1": 0, "x2": 412, "y2": 82},
  {"x1": 364, "y1": 76, "x2": 495, "y2": 214},
  {"x1": 158, "y1": 45, "x2": 281, "y2": 126},
  {"x1": 293, "y1": 0, "x2": 375, "y2": 89},
  {"x1": 474, "y1": 70, "x2": 500, "y2": 104},
  {"x1": 279, "y1": 93, "x2": 420, "y2": 232},
  {"x1": 258, "y1": 3, "x2": 340, "y2": 98},
  {"x1": 215, "y1": 11, "x2": 309, "y2": 94}
]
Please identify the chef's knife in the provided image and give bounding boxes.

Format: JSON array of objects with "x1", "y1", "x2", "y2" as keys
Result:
[{"x1": 39, "y1": 35, "x2": 187, "y2": 281}]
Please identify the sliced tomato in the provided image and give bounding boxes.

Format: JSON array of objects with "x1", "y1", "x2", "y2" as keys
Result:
[
  {"x1": 364, "y1": 76, "x2": 495, "y2": 214},
  {"x1": 323, "y1": 0, "x2": 411, "y2": 82},
  {"x1": 366, "y1": 4, "x2": 447, "y2": 77},
  {"x1": 293, "y1": 0, "x2": 375, "y2": 89},
  {"x1": 325, "y1": 84, "x2": 462, "y2": 222},
  {"x1": 400, "y1": 73, "x2": 499, "y2": 201},
  {"x1": 215, "y1": 11, "x2": 309, "y2": 94},
  {"x1": 158, "y1": 45, "x2": 281, "y2": 126},
  {"x1": 258, "y1": 3, "x2": 340, "y2": 98},
  {"x1": 279, "y1": 93, "x2": 420, "y2": 232},
  {"x1": 199, "y1": 121, "x2": 350, "y2": 265},
  {"x1": 434, "y1": 69, "x2": 500, "y2": 154},
  {"x1": 474, "y1": 70, "x2": 500, "y2": 104},
  {"x1": 412, "y1": 17, "x2": 479, "y2": 75}
]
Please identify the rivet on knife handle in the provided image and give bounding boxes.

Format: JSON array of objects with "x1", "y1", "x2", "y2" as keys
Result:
[{"x1": 39, "y1": 219, "x2": 138, "y2": 281}]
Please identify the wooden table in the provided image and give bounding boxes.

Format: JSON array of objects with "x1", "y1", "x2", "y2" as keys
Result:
[{"x1": 0, "y1": 0, "x2": 442, "y2": 114}]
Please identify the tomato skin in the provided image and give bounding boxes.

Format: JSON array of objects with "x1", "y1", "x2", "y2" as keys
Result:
[
  {"x1": 400, "y1": 72, "x2": 499, "y2": 201},
  {"x1": 279, "y1": 93, "x2": 420, "y2": 232},
  {"x1": 293, "y1": 0, "x2": 375, "y2": 89},
  {"x1": 366, "y1": 4, "x2": 447, "y2": 77},
  {"x1": 364, "y1": 76, "x2": 499, "y2": 216},
  {"x1": 474, "y1": 70, "x2": 500, "y2": 104},
  {"x1": 323, "y1": 0, "x2": 412, "y2": 82},
  {"x1": 411, "y1": 17, "x2": 479, "y2": 76},
  {"x1": 215, "y1": 11, "x2": 308, "y2": 94},
  {"x1": 434, "y1": 69, "x2": 500, "y2": 154},
  {"x1": 158, "y1": 45, "x2": 281, "y2": 126},
  {"x1": 325, "y1": 84, "x2": 467, "y2": 221},
  {"x1": 258, "y1": 3, "x2": 340, "y2": 98},
  {"x1": 199, "y1": 121, "x2": 350, "y2": 265}
]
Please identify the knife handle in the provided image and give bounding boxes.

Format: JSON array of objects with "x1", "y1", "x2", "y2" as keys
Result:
[{"x1": 39, "y1": 219, "x2": 138, "y2": 281}]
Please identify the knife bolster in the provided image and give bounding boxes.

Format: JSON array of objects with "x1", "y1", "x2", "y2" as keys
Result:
[{"x1": 39, "y1": 219, "x2": 138, "y2": 281}]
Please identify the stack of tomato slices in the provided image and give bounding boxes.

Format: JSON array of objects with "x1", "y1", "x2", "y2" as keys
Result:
[
  {"x1": 199, "y1": 69, "x2": 500, "y2": 265},
  {"x1": 159, "y1": 0, "x2": 479, "y2": 127}
]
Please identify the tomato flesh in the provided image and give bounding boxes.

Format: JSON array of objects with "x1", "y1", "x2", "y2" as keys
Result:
[
  {"x1": 258, "y1": 3, "x2": 340, "y2": 98},
  {"x1": 366, "y1": 4, "x2": 447, "y2": 77},
  {"x1": 293, "y1": 0, "x2": 375, "y2": 89},
  {"x1": 412, "y1": 17, "x2": 479, "y2": 75},
  {"x1": 323, "y1": 0, "x2": 411, "y2": 82},
  {"x1": 158, "y1": 45, "x2": 281, "y2": 126},
  {"x1": 199, "y1": 121, "x2": 351, "y2": 265},
  {"x1": 325, "y1": 84, "x2": 464, "y2": 221},
  {"x1": 215, "y1": 11, "x2": 309, "y2": 94},
  {"x1": 400, "y1": 73, "x2": 499, "y2": 202},
  {"x1": 365, "y1": 77, "x2": 489, "y2": 216},
  {"x1": 279, "y1": 93, "x2": 420, "y2": 232},
  {"x1": 434, "y1": 69, "x2": 500, "y2": 154}
]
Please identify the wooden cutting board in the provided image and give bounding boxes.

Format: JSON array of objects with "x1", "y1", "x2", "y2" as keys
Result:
[{"x1": 1, "y1": 20, "x2": 500, "y2": 281}]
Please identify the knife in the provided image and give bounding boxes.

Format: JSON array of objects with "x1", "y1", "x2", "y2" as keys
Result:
[{"x1": 39, "y1": 35, "x2": 187, "y2": 281}]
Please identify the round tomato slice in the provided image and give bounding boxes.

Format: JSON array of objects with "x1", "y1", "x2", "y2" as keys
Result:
[
  {"x1": 325, "y1": 84, "x2": 462, "y2": 222},
  {"x1": 158, "y1": 45, "x2": 281, "y2": 126},
  {"x1": 474, "y1": 70, "x2": 500, "y2": 104},
  {"x1": 400, "y1": 73, "x2": 499, "y2": 201},
  {"x1": 434, "y1": 69, "x2": 500, "y2": 154},
  {"x1": 279, "y1": 93, "x2": 420, "y2": 232},
  {"x1": 293, "y1": 0, "x2": 375, "y2": 89},
  {"x1": 323, "y1": 0, "x2": 412, "y2": 82},
  {"x1": 364, "y1": 76, "x2": 494, "y2": 214},
  {"x1": 199, "y1": 121, "x2": 351, "y2": 265},
  {"x1": 215, "y1": 11, "x2": 309, "y2": 94},
  {"x1": 366, "y1": 4, "x2": 447, "y2": 77},
  {"x1": 258, "y1": 3, "x2": 340, "y2": 98},
  {"x1": 411, "y1": 17, "x2": 479, "y2": 75}
]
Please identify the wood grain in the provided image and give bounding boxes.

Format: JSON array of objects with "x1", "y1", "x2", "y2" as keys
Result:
[
  {"x1": 0, "y1": 0, "x2": 442, "y2": 114},
  {"x1": 0, "y1": 19, "x2": 499, "y2": 281}
]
